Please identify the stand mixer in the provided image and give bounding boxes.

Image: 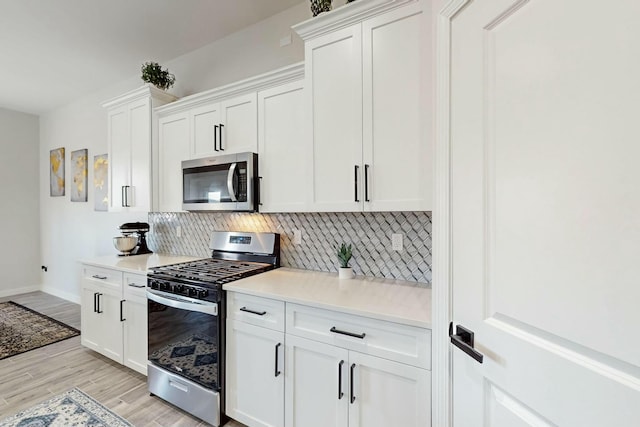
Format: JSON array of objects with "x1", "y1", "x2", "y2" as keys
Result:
[{"x1": 114, "y1": 222, "x2": 153, "y2": 256}]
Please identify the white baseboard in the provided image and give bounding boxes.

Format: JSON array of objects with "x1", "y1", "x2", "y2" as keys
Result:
[
  {"x1": 0, "y1": 286, "x2": 41, "y2": 299},
  {"x1": 40, "y1": 286, "x2": 81, "y2": 305}
]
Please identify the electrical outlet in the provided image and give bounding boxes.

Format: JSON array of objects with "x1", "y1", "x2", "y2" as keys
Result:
[
  {"x1": 176, "y1": 226, "x2": 182, "y2": 238},
  {"x1": 391, "y1": 233, "x2": 403, "y2": 251},
  {"x1": 293, "y1": 229, "x2": 302, "y2": 245}
]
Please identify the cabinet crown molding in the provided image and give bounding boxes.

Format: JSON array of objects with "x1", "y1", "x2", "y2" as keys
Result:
[
  {"x1": 154, "y1": 62, "x2": 305, "y2": 117},
  {"x1": 293, "y1": 0, "x2": 417, "y2": 40},
  {"x1": 101, "y1": 84, "x2": 177, "y2": 109}
]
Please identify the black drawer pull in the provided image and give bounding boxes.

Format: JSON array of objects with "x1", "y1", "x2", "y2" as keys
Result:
[
  {"x1": 338, "y1": 360, "x2": 344, "y2": 399},
  {"x1": 92, "y1": 275, "x2": 107, "y2": 280},
  {"x1": 350, "y1": 363, "x2": 356, "y2": 404},
  {"x1": 120, "y1": 300, "x2": 126, "y2": 322},
  {"x1": 239, "y1": 307, "x2": 267, "y2": 316},
  {"x1": 330, "y1": 326, "x2": 366, "y2": 339},
  {"x1": 96, "y1": 293, "x2": 103, "y2": 314},
  {"x1": 274, "y1": 343, "x2": 282, "y2": 377}
]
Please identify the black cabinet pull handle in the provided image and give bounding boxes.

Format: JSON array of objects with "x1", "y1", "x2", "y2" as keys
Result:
[
  {"x1": 96, "y1": 293, "x2": 103, "y2": 314},
  {"x1": 330, "y1": 326, "x2": 366, "y2": 339},
  {"x1": 93, "y1": 292, "x2": 98, "y2": 313},
  {"x1": 219, "y1": 124, "x2": 224, "y2": 151},
  {"x1": 258, "y1": 176, "x2": 263, "y2": 206},
  {"x1": 92, "y1": 275, "x2": 107, "y2": 280},
  {"x1": 338, "y1": 360, "x2": 344, "y2": 400},
  {"x1": 364, "y1": 164, "x2": 370, "y2": 202},
  {"x1": 120, "y1": 300, "x2": 126, "y2": 322},
  {"x1": 214, "y1": 124, "x2": 219, "y2": 151},
  {"x1": 239, "y1": 307, "x2": 267, "y2": 316},
  {"x1": 350, "y1": 363, "x2": 356, "y2": 404},
  {"x1": 274, "y1": 343, "x2": 281, "y2": 377},
  {"x1": 354, "y1": 165, "x2": 359, "y2": 202},
  {"x1": 449, "y1": 322, "x2": 484, "y2": 363}
]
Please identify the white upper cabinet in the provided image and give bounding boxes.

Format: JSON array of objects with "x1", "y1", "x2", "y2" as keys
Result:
[
  {"x1": 154, "y1": 64, "x2": 304, "y2": 212},
  {"x1": 157, "y1": 112, "x2": 190, "y2": 212},
  {"x1": 257, "y1": 79, "x2": 309, "y2": 213},
  {"x1": 305, "y1": 25, "x2": 363, "y2": 212},
  {"x1": 191, "y1": 103, "x2": 221, "y2": 158},
  {"x1": 294, "y1": 0, "x2": 432, "y2": 212},
  {"x1": 102, "y1": 85, "x2": 176, "y2": 212},
  {"x1": 190, "y1": 93, "x2": 257, "y2": 159},
  {"x1": 362, "y1": 3, "x2": 431, "y2": 211}
]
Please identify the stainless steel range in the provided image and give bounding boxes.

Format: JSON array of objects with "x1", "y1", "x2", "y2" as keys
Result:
[{"x1": 146, "y1": 231, "x2": 280, "y2": 426}]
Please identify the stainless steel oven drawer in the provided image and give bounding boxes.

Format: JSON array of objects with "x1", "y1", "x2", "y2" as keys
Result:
[{"x1": 148, "y1": 364, "x2": 220, "y2": 426}]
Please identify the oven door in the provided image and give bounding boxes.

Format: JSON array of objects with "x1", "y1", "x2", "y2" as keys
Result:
[{"x1": 147, "y1": 289, "x2": 220, "y2": 391}]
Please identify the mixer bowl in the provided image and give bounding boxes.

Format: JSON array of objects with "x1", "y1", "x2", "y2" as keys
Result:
[{"x1": 113, "y1": 236, "x2": 137, "y2": 254}]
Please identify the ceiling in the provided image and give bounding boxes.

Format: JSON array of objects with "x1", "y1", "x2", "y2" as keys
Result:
[{"x1": 0, "y1": 0, "x2": 303, "y2": 115}]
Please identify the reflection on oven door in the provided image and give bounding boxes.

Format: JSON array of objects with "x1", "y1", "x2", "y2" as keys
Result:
[{"x1": 148, "y1": 298, "x2": 219, "y2": 390}]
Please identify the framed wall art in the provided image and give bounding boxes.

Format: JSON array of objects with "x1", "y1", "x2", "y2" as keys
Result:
[
  {"x1": 49, "y1": 147, "x2": 65, "y2": 197},
  {"x1": 70, "y1": 149, "x2": 88, "y2": 202},
  {"x1": 93, "y1": 154, "x2": 108, "y2": 211}
]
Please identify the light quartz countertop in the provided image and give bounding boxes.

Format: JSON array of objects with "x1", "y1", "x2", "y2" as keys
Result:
[
  {"x1": 79, "y1": 254, "x2": 203, "y2": 274},
  {"x1": 223, "y1": 268, "x2": 431, "y2": 329}
]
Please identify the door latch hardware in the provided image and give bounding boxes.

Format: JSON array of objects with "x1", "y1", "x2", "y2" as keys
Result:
[{"x1": 449, "y1": 322, "x2": 484, "y2": 363}]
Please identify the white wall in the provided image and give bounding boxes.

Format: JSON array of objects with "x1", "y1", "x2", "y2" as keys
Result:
[
  {"x1": 39, "y1": 2, "x2": 309, "y2": 302},
  {"x1": 0, "y1": 108, "x2": 41, "y2": 297}
]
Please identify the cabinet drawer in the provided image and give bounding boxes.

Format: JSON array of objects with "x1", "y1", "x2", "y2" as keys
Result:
[
  {"x1": 83, "y1": 265, "x2": 123, "y2": 288},
  {"x1": 124, "y1": 272, "x2": 147, "y2": 299},
  {"x1": 286, "y1": 303, "x2": 431, "y2": 369},
  {"x1": 227, "y1": 292, "x2": 285, "y2": 332}
]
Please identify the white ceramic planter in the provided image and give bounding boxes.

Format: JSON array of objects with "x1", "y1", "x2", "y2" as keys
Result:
[{"x1": 338, "y1": 267, "x2": 355, "y2": 279}]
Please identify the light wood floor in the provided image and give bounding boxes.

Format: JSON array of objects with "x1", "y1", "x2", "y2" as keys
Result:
[{"x1": 0, "y1": 291, "x2": 245, "y2": 427}]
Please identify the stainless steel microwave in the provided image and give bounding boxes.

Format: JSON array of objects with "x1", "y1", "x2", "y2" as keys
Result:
[{"x1": 182, "y1": 152, "x2": 257, "y2": 212}]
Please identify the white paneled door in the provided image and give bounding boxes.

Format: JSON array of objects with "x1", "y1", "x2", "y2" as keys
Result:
[{"x1": 448, "y1": 0, "x2": 640, "y2": 426}]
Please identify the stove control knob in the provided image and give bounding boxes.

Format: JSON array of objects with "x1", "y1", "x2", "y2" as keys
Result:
[
  {"x1": 150, "y1": 281, "x2": 159, "y2": 290},
  {"x1": 188, "y1": 288, "x2": 198, "y2": 297},
  {"x1": 174, "y1": 284, "x2": 183, "y2": 293},
  {"x1": 198, "y1": 289, "x2": 209, "y2": 298},
  {"x1": 161, "y1": 282, "x2": 170, "y2": 291}
]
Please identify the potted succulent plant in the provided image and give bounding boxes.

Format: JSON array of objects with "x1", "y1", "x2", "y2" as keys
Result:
[
  {"x1": 140, "y1": 61, "x2": 176, "y2": 91},
  {"x1": 336, "y1": 243, "x2": 355, "y2": 279}
]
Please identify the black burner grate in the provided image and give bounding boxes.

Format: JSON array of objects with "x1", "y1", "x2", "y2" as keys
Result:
[{"x1": 150, "y1": 259, "x2": 273, "y2": 285}]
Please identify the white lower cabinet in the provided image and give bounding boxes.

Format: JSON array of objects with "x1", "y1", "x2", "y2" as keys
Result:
[
  {"x1": 80, "y1": 265, "x2": 148, "y2": 375},
  {"x1": 226, "y1": 319, "x2": 284, "y2": 427},
  {"x1": 226, "y1": 292, "x2": 431, "y2": 427},
  {"x1": 285, "y1": 335, "x2": 430, "y2": 427},
  {"x1": 285, "y1": 335, "x2": 349, "y2": 427}
]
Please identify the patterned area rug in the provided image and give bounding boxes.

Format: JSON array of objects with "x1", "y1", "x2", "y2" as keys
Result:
[
  {"x1": 0, "y1": 388, "x2": 132, "y2": 427},
  {"x1": 0, "y1": 301, "x2": 80, "y2": 360},
  {"x1": 149, "y1": 333, "x2": 218, "y2": 389}
]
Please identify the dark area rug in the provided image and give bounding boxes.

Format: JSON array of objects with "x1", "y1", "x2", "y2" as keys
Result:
[
  {"x1": 0, "y1": 387, "x2": 132, "y2": 426},
  {"x1": 0, "y1": 301, "x2": 80, "y2": 360}
]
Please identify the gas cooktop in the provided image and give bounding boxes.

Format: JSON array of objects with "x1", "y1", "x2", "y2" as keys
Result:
[{"x1": 149, "y1": 258, "x2": 274, "y2": 285}]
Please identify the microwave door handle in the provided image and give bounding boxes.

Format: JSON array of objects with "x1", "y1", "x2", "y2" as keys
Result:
[{"x1": 227, "y1": 162, "x2": 238, "y2": 202}]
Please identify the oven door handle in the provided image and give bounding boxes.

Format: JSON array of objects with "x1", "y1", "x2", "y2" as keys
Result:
[
  {"x1": 227, "y1": 162, "x2": 238, "y2": 202},
  {"x1": 146, "y1": 289, "x2": 218, "y2": 316}
]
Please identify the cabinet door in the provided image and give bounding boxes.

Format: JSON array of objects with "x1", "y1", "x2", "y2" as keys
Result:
[
  {"x1": 220, "y1": 93, "x2": 258, "y2": 155},
  {"x1": 122, "y1": 293, "x2": 147, "y2": 375},
  {"x1": 348, "y1": 352, "x2": 431, "y2": 427},
  {"x1": 128, "y1": 98, "x2": 152, "y2": 211},
  {"x1": 191, "y1": 103, "x2": 221, "y2": 159},
  {"x1": 257, "y1": 80, "x2": 309, "y2": 212},
  {"x1": 306, "y1": 25, "x2": 363, "y2": 212},
  {"x1": 97, "y1": 286, "x2": 125, "y2": 363},
  {"x1": 362, "y1": 3, "x2": 432, "y2": 211},
  {"x1": 80, "y1": 283, "x2": 103, "y2": 352},
  {"x1": 285, "y1": 335, "x2": 349, "y2": 427},
  {"x1": 108, "y1": 106, "x2": 130, "y2": 211},
  {"x1": 81, "y1": 278, "x2": 124, "y2": 364},
  {"x1": 158, "y1": 112, "x2": 189, "y2": 212},
  {"x1": 226, "y1": 319, "x2": 284, "y2": 427}
]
